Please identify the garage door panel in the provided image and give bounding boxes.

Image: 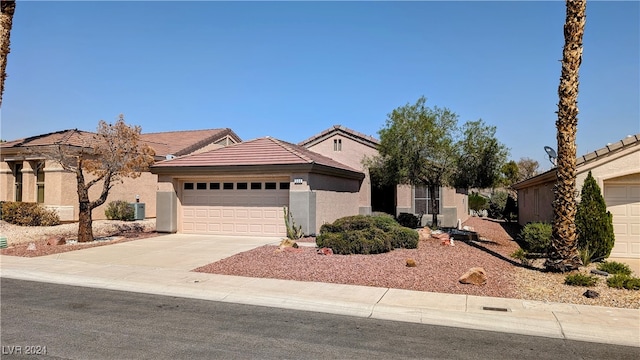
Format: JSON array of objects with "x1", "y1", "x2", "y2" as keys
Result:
[
  {"x1": 605, "y1": 182, "x2": 640, "y2": 259},
  {"x1": 182, "y1": 181, "x2": 289, "y2": 236}
]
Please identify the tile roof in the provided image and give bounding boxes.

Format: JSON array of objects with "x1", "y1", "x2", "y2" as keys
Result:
[
  {"x1": 140, "y1": 128, "x2": 241, "y2": 157},
  {"x1": 1, "y1": 128, "x2": 240, "y2": 157},
  {"x1": 152, "y1": 136, "x2": 363, "y2": 175},
  {"x1": 512, "y1": 133, "x2": 640, "y2": 189},
  {"x1": 0, "y1": 129, "x2": 96, "y2": 149},
  {"x1": 298, "y1": 125, "x2": 379, "y2": 149}
]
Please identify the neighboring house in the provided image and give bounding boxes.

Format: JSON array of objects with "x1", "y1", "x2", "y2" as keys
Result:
[
  {"x1": 0, "y1": 128, "x2": 240, "y2": 221},
  {"x1": 512, "y1": 134, "x2": 640, "y2": 259},
  {"x1": 299, "y1": 125, "x2": 469, "y2": 228},
  {"x1": 150, "y1": 136, "x2": 365, "y2": 236}
]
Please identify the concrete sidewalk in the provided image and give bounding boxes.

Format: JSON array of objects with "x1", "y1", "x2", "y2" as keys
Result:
[{"x1": 1, "y1": 234, "x2": 638, "y2": 348}]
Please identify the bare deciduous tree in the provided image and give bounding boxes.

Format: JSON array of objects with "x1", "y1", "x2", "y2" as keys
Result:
[{"x1": 34, "y1": 115, "x2": 155, "y2": 242}]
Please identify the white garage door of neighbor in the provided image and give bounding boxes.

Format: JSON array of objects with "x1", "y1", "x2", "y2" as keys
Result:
[
  {"x1": 605, "y1": 183, "x2": 640, "y2": 259},
  {"x1": 182, "y1": 180, "x2": 289, "y2": 236}
]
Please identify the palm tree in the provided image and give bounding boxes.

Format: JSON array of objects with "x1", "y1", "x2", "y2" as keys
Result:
[
  {"x1": 1, "y1": 0, "x2": 16, "y2": 108},
  {"x1": 545, "y1": 0, "x2": 587, "y2": 272}
]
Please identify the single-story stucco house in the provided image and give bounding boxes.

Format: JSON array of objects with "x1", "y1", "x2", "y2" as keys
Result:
[
  {"x1": 150, "y1": 125, "x2": 470, "y2": 236},
  {"x1": 0, "y1": 128, "x2": 241, "y2": 221},
  {"x1": 512, "y1": 133, "x2": 640, "y2": 259}
]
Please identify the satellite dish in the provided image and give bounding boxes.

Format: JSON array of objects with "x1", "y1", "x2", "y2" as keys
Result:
[{"x1": 544, "y1": 146, "x2": 557, "y2": 166}]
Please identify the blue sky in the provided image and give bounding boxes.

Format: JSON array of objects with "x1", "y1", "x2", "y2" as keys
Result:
[{"x1": 2, "y1": 1, "x2": 638, "y2": 171}]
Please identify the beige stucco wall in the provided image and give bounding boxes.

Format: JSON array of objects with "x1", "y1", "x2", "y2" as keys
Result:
[
  {"x1": 0, "y1": 157, "x2": 157, "y2": 221},
  {"x1": 442, "y1": 187, "x2": 470, "y2": 223},
  {"x1": 0, "y1": 161, "x2": 14, "y2": 200},
  {"x1": 305, "y1": 134, "x2": 377, "y2": 213},
  {"x1": 396, "y1": 184, "x2": 413, "y2": 215},
  {"x1": 314, "y1": 189, "x2": 360, "y2": 231},
  {"x1": 517, "y1": 145, "x2": 640, "y2": 225}
]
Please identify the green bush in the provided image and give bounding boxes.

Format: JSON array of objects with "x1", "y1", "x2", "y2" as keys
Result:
[
  {"x1": 396, "y1": 213, "x2": 420, "y2": 229},
  {"x1": 564, "y1": 273, "x2": 598, "y2": 287},
  {"x1": 317, "y1": 228, "x2": 392, "y2": 255},
  {"x1": 332, "y1": 215, "x2": 376, "y2": 231},
  {"x1": 104, "y1": 200, "x2": 134, "y2": 221},
  {"x1": 371, "y1": 213, "x2": 400, "y2": 232},
  {"x1": 488, "y1": 190, "x2": 508, "y2": 219},
  {"x1": 346, "y1": 228, "x2": 392, "y2": 255},
  {"x1": 389, "y1": 226, "x2": 419, "y2": 249},
  {"x1": 575, "y1": 171, "x2": 615, "y2": 262},
  {"x1": 510, "y1": 248, "x2": 531, "y2": 266},
  {"x1": 316, "y1": 214, "x2": 413, "y2": 255},
  {"x1": 597, "y1": 261, "x2": 632, "y2": 276},
  {"x1": 0, "y1": 201, "x2": 60, "y2": 226},
  {"x1": 468, "y1": 192, "x2": 488, "y2": 212},
  {"x1": 607, "y1": 274, "x2": 640, "y2": 290},
  {"x1": 518, "y1": 222, "x2": 552, "y2": 253}
]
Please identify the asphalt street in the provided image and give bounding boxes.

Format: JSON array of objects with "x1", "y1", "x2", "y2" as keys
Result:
[{"x1": 1, "y1": 279, "x2": 638, "y2": 360}]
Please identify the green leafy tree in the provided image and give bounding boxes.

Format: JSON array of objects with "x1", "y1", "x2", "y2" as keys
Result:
[
  {"x1": 374, "y1": 96, "x2": 508, "y2": 227},
  {"x1": 575, "y1": 171, "x2": 615, "y2": 262},
  {"x1": 546, "y1": 0, "x2": 587, "y2": 272},
  {"x1": 454, "y1": 119, "x2": 509, "y2": 190},
  {"x1": 501, "y1": 160, "x2": 519, "y2": 187}
]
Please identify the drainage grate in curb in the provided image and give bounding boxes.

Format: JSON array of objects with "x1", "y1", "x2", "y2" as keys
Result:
[{"x1": 482, "y1": 306, "x2": 509, "y2": 312}]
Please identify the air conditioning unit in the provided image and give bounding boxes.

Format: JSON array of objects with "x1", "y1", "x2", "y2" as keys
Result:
[{"x1": 130, "y1": 203, "x2": 145, "y2": 220}]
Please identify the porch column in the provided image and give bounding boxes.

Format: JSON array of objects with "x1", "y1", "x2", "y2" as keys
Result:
[
  {"x1": 0, "y1": 162, "x2": 13, "y2": 201},
  {"x1": 21, "y1": 161, "x2": 36, "y2": 202}
]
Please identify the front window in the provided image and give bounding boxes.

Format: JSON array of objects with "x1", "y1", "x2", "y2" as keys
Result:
[
  {"x1": 36, "y1": 162, "x2": 45, "y2": 203},
  {"x1": 414, "y1": 186, "x2": 440, "y2": 214},
  {"x1": 14, "y1": 163, "x2": 23, "y2": 202}
]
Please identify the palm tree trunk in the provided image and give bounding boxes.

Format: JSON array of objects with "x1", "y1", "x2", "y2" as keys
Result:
[
  {"x1": 545, "y1": 0, "x2": 586, "y2": 272},
  {"x1": 0, "y1": 0, "x2": 16, "y2": 108}
]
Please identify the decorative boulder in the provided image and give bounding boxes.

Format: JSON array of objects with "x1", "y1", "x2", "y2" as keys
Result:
[
  {"x1": 46, "y1": 235, "x2": 66, "y2": 246},
  {"x1": 458, "y1": 267, "x2": 487, "y2": 285},
  {"x1": 583, "y1": 290, "x2": 600, "y2": 299},
  {"x1": 417, "y1": 227, "x2": 431, "y2": 241},
  {"x1": 317, "y1": 247, "x2": 334, "y2": 256},
  {"x1": 279, "y1": 239, "x2": 299, "y2": 248},
  {"x1": 406, "y1": 258, "x2": 417, "y2": 267}
]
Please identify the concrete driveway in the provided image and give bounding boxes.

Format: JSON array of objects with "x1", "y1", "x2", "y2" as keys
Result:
[{"x1": 40, "y1": 234, "x2": 282, "y2": 270}]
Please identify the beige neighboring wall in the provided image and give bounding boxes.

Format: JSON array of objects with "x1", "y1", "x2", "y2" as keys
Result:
[
  {"x1": 443, "y1": 187, "x2": 470, "y2": 223},
  {"x1": 516, "y1": 143, "x2": 640, "y2": 225},
  {"x1": 308, "y1": 172, "x2": 361, "y2": 231},
  {"x1": 305, "y1": 133, "x2": 378, "y2": 214}
]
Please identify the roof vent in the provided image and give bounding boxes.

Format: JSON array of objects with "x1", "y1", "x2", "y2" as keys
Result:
[{"x1": 166, "y1": 154, "x2": 176, "y2": 160}]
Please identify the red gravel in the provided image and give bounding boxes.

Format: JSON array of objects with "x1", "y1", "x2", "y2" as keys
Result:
[{"x1": 194, "y1": 217, "x2": 523, "y2": 298}]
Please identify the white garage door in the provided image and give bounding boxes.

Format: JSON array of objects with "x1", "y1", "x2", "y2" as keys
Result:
[
  {"x1": 182, "y1": 180, "x2": 289, "y2": 236},
  {"x1": 605, "y1": 182, "x2": 640, "y2": 259}
]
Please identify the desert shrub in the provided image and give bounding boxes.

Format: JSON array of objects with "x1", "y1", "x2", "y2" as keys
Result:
[
  {"x1": 316, "y1": 214, "x2": 411, "y2": 254},
  {"x1": 284, "y1": 207, "x2": 304, "y2": 239},
  {"x1": 389, "y1": 226, "x2": 419, "y2": 249},
  {"x1": 487, "y1": 190, "x2": 508, "y2": 219},
  {"x1": 317, "y1": 228, "x2": 391, "y2": 255},
  {"x1": 510, "y1": 248, "x2": 531, "y2": 266},
  {"x1": 468, "y1": 192, "x2": 488, "y2": 212},
  {"x1": 606, "y1": 274, "x2": 640, "y2": 290},
  {"x1": 316, "y1": 232, "x2": 350, "y2": 254},
  {"x1": 518, "y1": 222, "x2": 552, "y2": 253},
  {"x1": 564, "y1": 273, "x2": 598, "y2": 287},
  {"x1": 346, "y1": 228, "x2": 392, "y2": 255},
  {"x1": 597, "y1": 261, "x2": 632, "y2": 276},
  {"x1": 331, "y1": 215, "x2": 375, "y2": 232},
  {"x1": 371, "y1": 213, "x2": 400, "y2": 232},
  {"x1": 575, "y1": 171, "x2": 615, "y2": 262},
  {"x1": 396, "y1": 212, "x2": 419, "y2": 229},
  {"x1": 0, "y1": 201, "x2": 60, "y2": 226},
  {"x1": 104, "y1": 200, "x2": 134, "y2": 221}
]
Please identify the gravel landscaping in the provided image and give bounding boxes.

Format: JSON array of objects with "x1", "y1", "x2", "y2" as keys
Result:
[{"x1": 1, "y1": 217, "x2": 638, "y2": 309}]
